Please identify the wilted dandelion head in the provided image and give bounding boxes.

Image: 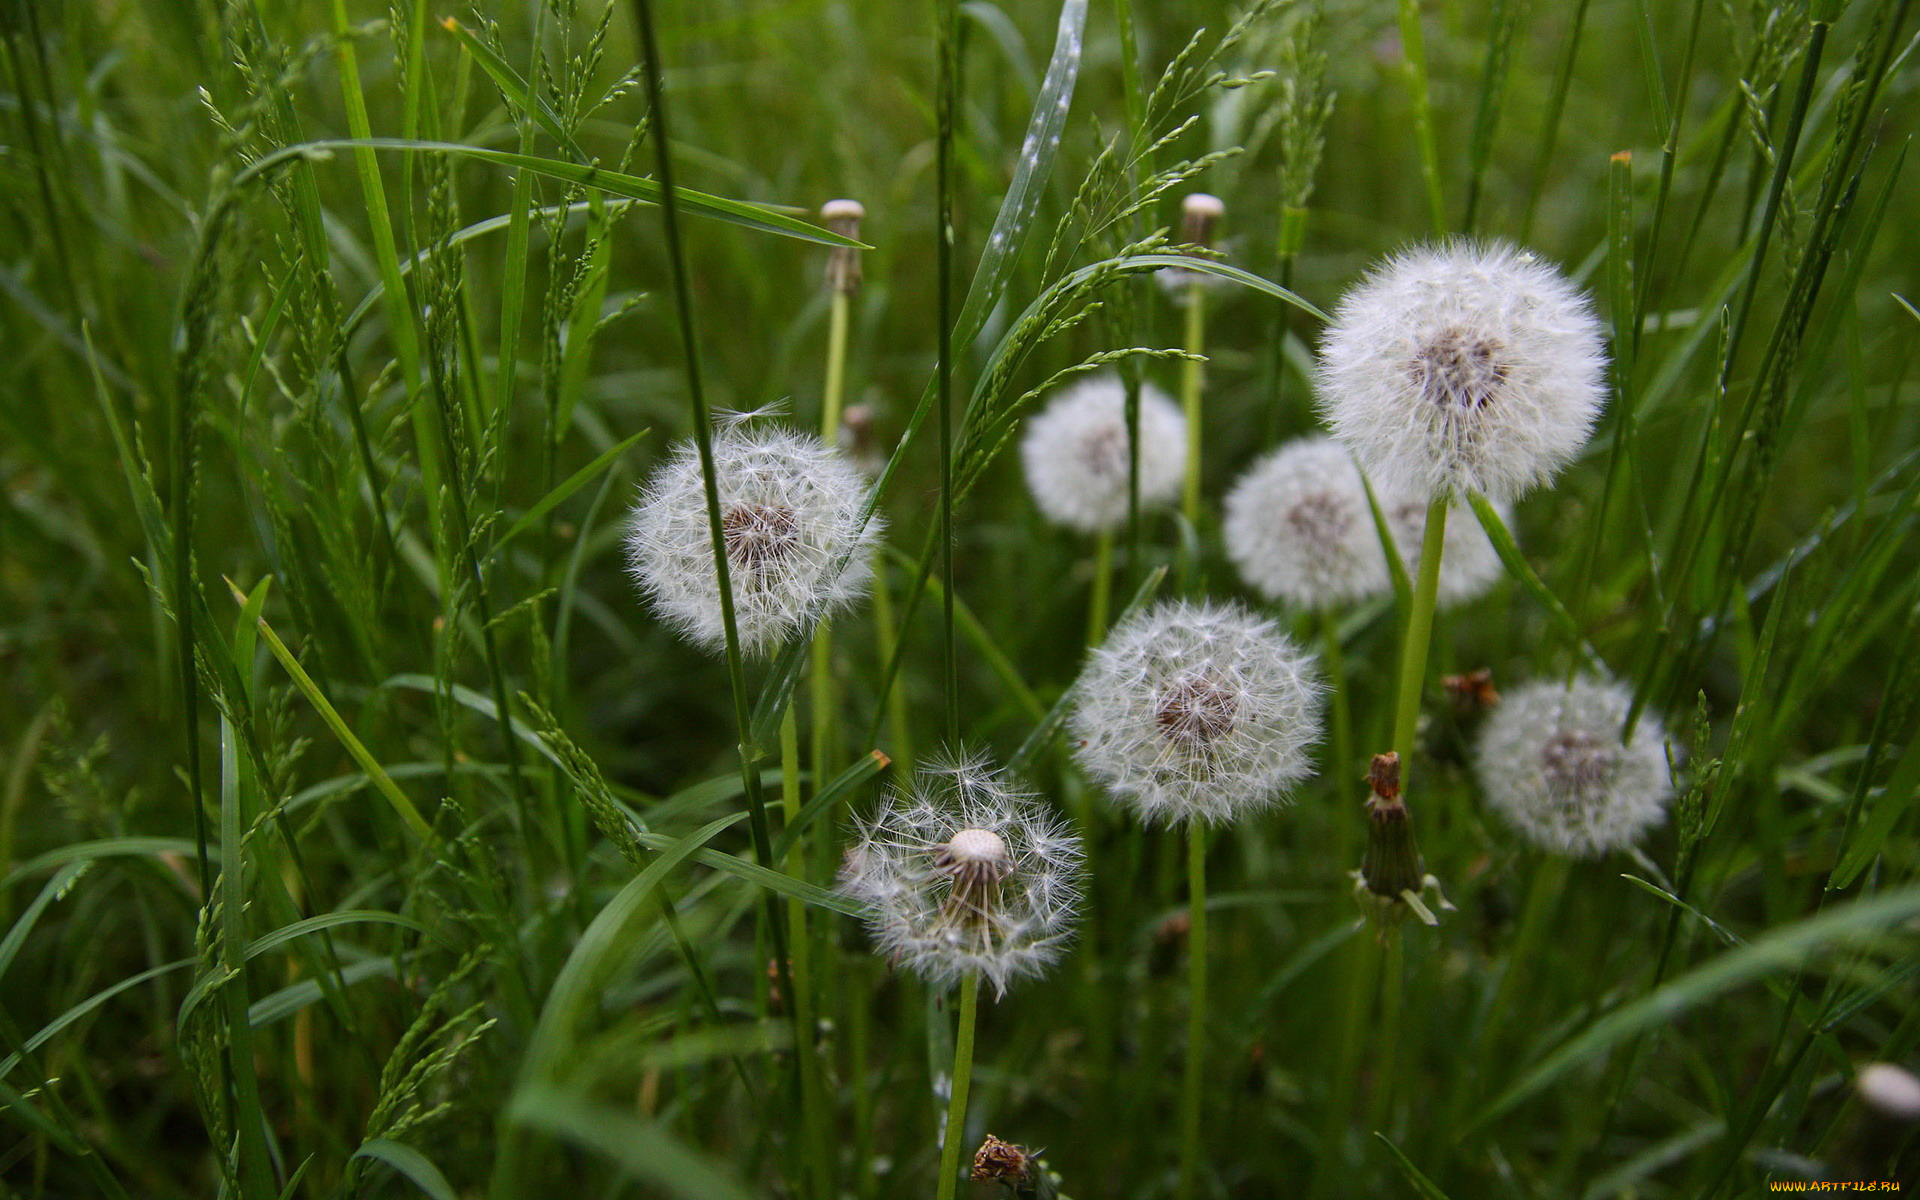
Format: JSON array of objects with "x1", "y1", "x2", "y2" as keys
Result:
[
  {"x1": 1071, "y1": 600, "x2": 1324, "y2": 825},
  {"x1": 1381, "y1": 485, "x2": 1508, "y2": 607},
  {"x1": 1223, "y1": 435, "x2": 1388, "y2": 608},
  {"x1": 1475, "y1": 675, "x2": 1673, "y2": 857},
  {"x1": 1021, "y1": 373, "x2": 1186, "y2": 535},
  {"x1": 839, "y1": 753, "x2": 1084, "y2": 996},
  {"x1": 625, "y1": 418, "x2": 881, "y2": 656},
  {"x1": 1316, "y1": 240, "x2": 1607, "y2": 502}
]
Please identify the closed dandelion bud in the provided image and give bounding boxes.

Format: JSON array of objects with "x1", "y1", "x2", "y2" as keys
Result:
[
  {"x1": 1858, "y1": 1063, "x2": 1920, "y2": 1123},
  {"x1": 839, "y1": 753, "x2": 1084, "y2": 997},
  {"x1": 1071, "y1": 600, "x2": 1324, "y2": 826},
  {"x1": 971, "y1": 1135, "x2": 1067, "y2": 1198},
  {"x1": 1352, "y1": 752, "x2": 1451, "y2": 927},
  {"x1": 1475, "y1": 676, "x2": 1674, "y2": 858},
  {"x1": 1021, "y1": 373, "x2": 1186, "y2": 535},
  {"x1": 1382, "y1": 485, "x2": 1508, "y2": 606},
  {"x1": 1158, "y1": 192, "x2": 1230, "y2": 301},
  {"x1": 625, "y1": 417, "x2": 882, "y2": 656},
  {"x1": 1180, "y1": 192, "x2": 1225, "y2": 247},
  {"x1": 821, "y1": 198, "x2": 865, "y2": 294},
  {"x1": 1842, "y1": 1062, "x2": 1920, "y2": 1179},
  {"x1": 1223, "y1": 435, "x2": 1389, "y2": 608},
  {"x1": 1443, "y1": 669, "x2": 1500, "y2": 715},
  {"x1": 1317, "y1": 240, "x2": 1607, "y2": 503}
]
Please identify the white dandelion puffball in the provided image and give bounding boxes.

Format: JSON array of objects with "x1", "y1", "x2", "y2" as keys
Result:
[
  {"x1": 1223, "y1": 436, "x2": 1389, "y2": 608},
  {"x1": 625, "y1": 420, "x2": 881, "y2": 656},
  {"x1": 1020, "y1": 374, "x2": 1186, "y2": 535},
  {"x1": 1316, "y1": 240, "x2": 1607, "y2": 502},
  {"x1": 1071, "y1": 600, "x2": 1324, "y2": 825},
  {"x1": 840, "y1": 754, "x2": 1084, "y2": 996},
  {"x1": 1380, "y1": 485, "x2": 1508, "y2": 607},
  {"x1": 1475, "y1": 676, "x2": 1674, "y2": 858}
]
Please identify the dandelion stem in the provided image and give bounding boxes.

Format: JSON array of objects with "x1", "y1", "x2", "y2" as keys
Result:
[
  {"x1": 1087, "y1": 531, "x2": 1113, "y2": 645},
  {"x1": 935, "y1": 972, "x2": 981, "y2": 1200},
  {"x1": 1391, "y1": 496, "x2": 1449, "y2": 780},
  {"x1": 1323, "y1": 609, "x2": 1355, "y2": 866},
  {"x1": 1179, "y1": 279, "x2": 1208, "y2": 524},
  {"x1": 782, "y1": 707, "x2": 830, "y2": 1200},
  {"x1": 812, "y1": 287, "x2": 853, "y2": 802},
  {"x1": 1179, "y1": 822, "x2": 1209, "y2": 1200},
  {"x1": 1367, "y1": 930, "x2": 1406, "y2": 1135}
]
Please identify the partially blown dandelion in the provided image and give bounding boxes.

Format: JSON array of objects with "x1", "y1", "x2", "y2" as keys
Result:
[
  {"x1": 1475, "y1": 676, "x2": 1674, "y2": 857},
  {"x1": 1021, "y1": 373, "x2": 1186, "y2": 535},
  {"x1": 625, "y1": 418, "x2": 880, "y2": 656},
  {"x1": 1316, "y1": 240, "x2": 1607, "y2": 503},
  {"x1": 1072, "y1": 600, "x2": 1324, "y2": 826},
  {"x1": 840, "y1": 754, "x2": 1084, "y2": 996},
  {"x1": 1223, "y1": 436, "x2": 1388, "y2": 608}
]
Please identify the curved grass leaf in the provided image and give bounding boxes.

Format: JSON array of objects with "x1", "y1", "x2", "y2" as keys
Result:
[
  {"x1": 351, "y1": 1139, "x2": 460, "y2": 1200},
  {"x1": 282, "y1": 139, "x2": 864, "y2": 248},
  {"x1": 507, "y1": 1085, "x2": 760, "y2": 1200},
  {"x1": 1472, "y1": 882, "x2": 1920, "y2": 1130}
]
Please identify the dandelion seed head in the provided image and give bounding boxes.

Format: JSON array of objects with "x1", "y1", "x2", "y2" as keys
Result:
[
  {"x1": 1223, "y1": 436, "x2": 1388, "y2": 608},
  {"x1": 1071, "y1": 600, "x2": 1324, "y2": 825},
  {"x1": 1316, "y1": 240, "x2": 1607, "y2": 502},
  {"x1": 1021, "y1": 373, "x2": 1186, "y2": 535},
  {"x1": 1475, "y1": 675, "x2": 1673, "y2": 857},
  {"x1": 840, "y1": 752, "x2": 1084, "y2": 996},
  {"x1": 625, "y1": 418, "x2": 881, "y2": 656}
]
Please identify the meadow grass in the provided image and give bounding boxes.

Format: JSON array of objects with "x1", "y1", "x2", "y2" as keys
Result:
[{"x1": 2, "y1": 0, "x2": 1919, "y2": 1196}]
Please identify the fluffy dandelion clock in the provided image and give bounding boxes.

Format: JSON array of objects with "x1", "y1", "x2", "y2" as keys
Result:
[
  {"x1": 625, "y1": 418, "x2": 881, "y2": 656},
  {"x1": 840, "y1": 754, "x2": 1084, "y2": 996},
  {"x1": 1475, "y1": 675, "x2": 1674, "y2": 857},
  {"x1": 1020, "y1": 374, "x2": 1186, "y2": 535},
  {"x1": 1071, "y1": 600, "x2": 1324, "y2": 825},
  {"x1": 1223, "y1": 435, "x2": 1389, "y2": 608},
  {"x1": 1381, "y1": 485, "x2": 1507, "y2": 606},
  {"x1": 1317, "y1": 240, "x2": 1607, "y2": 502}
]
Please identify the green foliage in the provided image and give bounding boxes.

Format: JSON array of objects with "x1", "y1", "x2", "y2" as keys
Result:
[{"x1": 2, "y1": 0, "x2": 1918, "y2": 1196}]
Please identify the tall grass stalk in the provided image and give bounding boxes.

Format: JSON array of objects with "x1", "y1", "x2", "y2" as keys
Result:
[{"x1": 625, "y1": 0, "x2": 794, "y2": 1017}]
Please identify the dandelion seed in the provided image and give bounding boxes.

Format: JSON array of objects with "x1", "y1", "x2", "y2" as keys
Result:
[
  {"x1": 1021, "y1": 373, "x2": 1186, "y2": 535},
  {"x1": 625, "y1": 416, "x2": 881, "y2": 656},
  {"x1": 1316, "y1": 240, "x2": 1607, "y2": 502},
  {"x1": 1222, "y1": 435, "x2": 1388, "y2": 608},
  {"x1": 1474, "y1": 675, "x2": 1674, "y2": 857},
  {"x1": 840, "y1": 753, "x2": 1084, "y2": 996},
  {"x1": 1071, "y1": 600, "x2": 1324, "y2": 825}
]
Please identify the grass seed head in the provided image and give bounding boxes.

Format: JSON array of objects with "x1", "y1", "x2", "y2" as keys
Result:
[
  {"x1": 1316, "y1": 240, "x2": 1606, "y2": 502},
  {"x1": 624, "y1": 417, "x2": 881, "y2": 656},
  {"x1": 1020, "y1": 373, "x2": 1186, "y2": 535},
  {"x1": 1474, "y1": 675, "x2": 1675, "y2": 857},
  {"x1": 1071, "y1": 600, "x2": 1324, "y2": 825}
]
